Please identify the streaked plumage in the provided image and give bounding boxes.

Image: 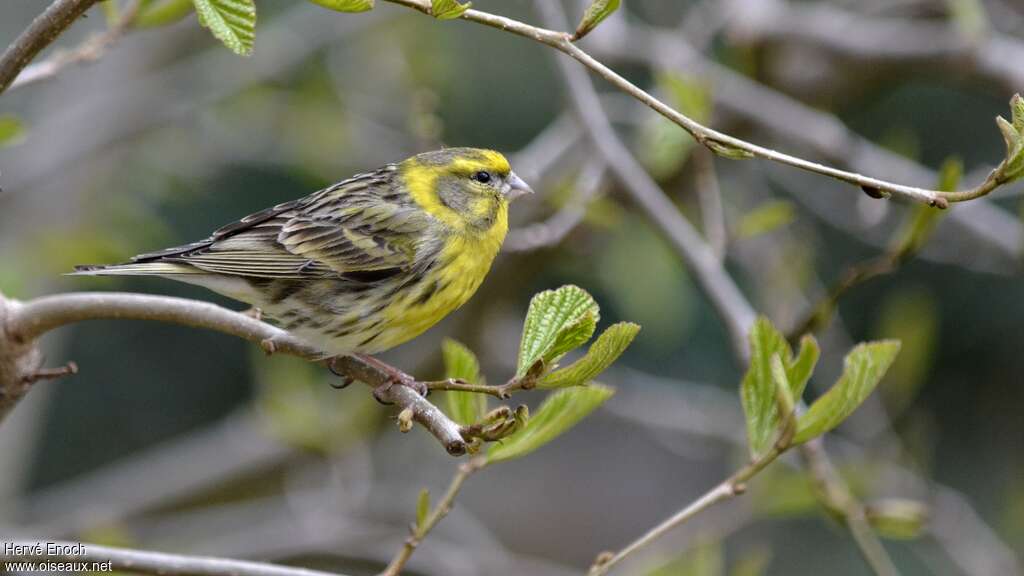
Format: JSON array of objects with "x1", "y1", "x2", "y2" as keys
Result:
[{"x1": 73, "y1": 148, "x2": 533, "y2": 356}]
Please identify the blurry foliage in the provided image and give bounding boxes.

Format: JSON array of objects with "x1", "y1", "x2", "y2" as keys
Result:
[
  {"x1": 863, "y1": 498, "x2": 928, "y2": 540},
  {"x1": 639, "y1": 73, "x2": 711, "y2": 180},
  {"x1": 873, "y1": 287, "x2": 939, "y2": 416},
  {"x1": 254, "y1": 353, "x2": 381, "y2": 453},
  {"x1": 729, "y1": 547, "x2": 772, "y2": 576},
  {"x1": 646, "y1": 536, "x2": 724, "y2": 576},
  {"x1": 596, "y1": 214, "x2": 697, "y2": 354},
  {"x1": 442, "y1": 338, "x2": 486, "y2": 426},
  {"x1": 0, "y1": 114, "x2": 26, "y2": 148},
  {"x1": 735, "y1": 200, "x2": 797, "y2": 241},
  {"x1": 945, "y1": 0, "x2": 990, "y2": 41}
]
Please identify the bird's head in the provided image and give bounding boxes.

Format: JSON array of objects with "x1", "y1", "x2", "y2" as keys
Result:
[{"x1": 402, "y1": 147, "x2": 533, "y2": 232}]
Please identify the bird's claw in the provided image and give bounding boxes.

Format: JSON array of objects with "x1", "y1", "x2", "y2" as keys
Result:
[{"x1": 372, "y1": 371, "x2": 428, "y2": 405}]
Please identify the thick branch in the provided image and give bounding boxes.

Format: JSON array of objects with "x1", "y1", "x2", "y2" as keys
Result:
[
  {"x1": 0, "y1": 0, "x2": 99, "y2": 94},
  {"x1": 1, "y1": 540, "x2": 347, "y2": 576},
  {"x1": 0, "y1": 292, "x2": 467, "y2": 455},
  {"x1": 380, "y1": 0, "x2": 1007, "y2": 207}
]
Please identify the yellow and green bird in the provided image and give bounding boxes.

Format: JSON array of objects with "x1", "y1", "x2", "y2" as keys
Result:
[{"x1": 73, "y1": 148, "x2": 533, "y2": 357}]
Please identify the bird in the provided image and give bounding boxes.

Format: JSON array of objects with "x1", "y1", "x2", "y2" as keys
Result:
[{"x1": 73, "y1": 148, "x2": 534, "y2": 360}]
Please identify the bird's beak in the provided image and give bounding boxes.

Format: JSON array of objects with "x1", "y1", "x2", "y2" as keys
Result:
[{"x1": 503, "y1": 171, "x2": 534, "y2": 202}]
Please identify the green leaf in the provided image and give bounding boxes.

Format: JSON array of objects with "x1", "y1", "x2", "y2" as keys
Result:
[
  {"x1": 430, "y1": 0, "x2": 470, "y2": 19},
  {"x1": 442, "y1": 339, "x2": 486, "y2": 426},
  {"x1": 416, "y1": 488, "x2": 430, "y2": 529},
  {"x1": 730, "y1": 547, "x2": 772, "y2": 576},
  {"x1": 740, "y1": 318, "x2": 820, "y2": 457},
  {"x1": 136, "y1": 0, "x2": 194, "y2": 27},
  {"x1": 788, "y1": 335, "x2": 820, "y2": 401},
  {"x1": 865, "y1": 499, "x2": 928, "y2": 540},
  {"x1": 706, "y1": 139, "x2": 755, "y2": 160},
  {"x1": 307, "y1": 0, "x2": 374, "y2": 12},
  {"x1": 769, "y1": 354, "x2": 795, "y2": 420},
  {"x1": 192, "y1": 0, "x2": 256, "y2": 56},
  {"x1": 538, "y1": 322, "x2": 640, "y2": 389},
  {"x1": 0, "y1": 115, "x2": 26, "y2": 148},
  {"x1": 946, "y1": 0, "x2": 989, "y2": 40},
  {"x1": 1012, "y1": 93, "x2": 1024, "y2": 132},
  {"x1": 736, "y1": 200, "x2": 796, "y2": 240},
  {"x1": 573, "y1": 0, "x2": 620, "y2": 40},
  {"x1": 659, "y1": 73, "x2": 713, "y2": 125},
  {"x1": 794, "y1": 341, "x2": 901, "y2": 444},
  {"x1": 487, "y1": 384, "x2": 614, "y2": 463},
  {"x1": 518, "y1": 285, "x2": 600, "y2": 378},
  {"x1": 996, "y1": 96, "x2": 1024, "y2": 182}
]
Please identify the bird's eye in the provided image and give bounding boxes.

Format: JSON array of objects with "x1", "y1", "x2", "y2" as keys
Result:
[{"x1": 472, "y1": 171, "x2": 492, "y2": 184}]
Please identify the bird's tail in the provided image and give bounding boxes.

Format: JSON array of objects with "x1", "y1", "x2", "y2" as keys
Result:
[{"x1": 68, "y1": 262, "x2": 200, "y2": 276}]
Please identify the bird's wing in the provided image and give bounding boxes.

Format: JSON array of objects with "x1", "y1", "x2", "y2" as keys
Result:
[{"x1": 131, "y1": 168, "x2": 432, "y2": 280}]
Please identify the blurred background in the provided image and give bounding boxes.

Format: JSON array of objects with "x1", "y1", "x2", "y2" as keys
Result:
[{"x1": 1, "y1": 0, "x2": 1022, "y2": 574}]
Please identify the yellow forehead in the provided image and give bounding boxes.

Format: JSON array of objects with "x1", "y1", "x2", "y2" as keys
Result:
[{"x1": 410, "y1": 147, "x2": 511, "y2": 176}]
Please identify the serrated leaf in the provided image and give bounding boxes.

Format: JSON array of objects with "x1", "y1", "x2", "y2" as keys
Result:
[
  {"x1": 0, "y1": 115, "x2": 26, "y2": 148},
  {"x1": 416, "y1": 488, "x2": 430, "y2": 529},
  {"x1": 518, "y1": 285, "x2": 600, "y2": 377},
  {"x1": 193, "y1": 0, "x2": 255, "y2": 56},
  {"x1": 1010, "y1": 93, "x2": 1024, "y2": 132},
  {"x1": 538, "y1": 322, "x2": 640, "y2": 389},
  {"x1": 308, "y1": 0, "x2": 374, "y2": 12},
  {"x1": 442, "y1": 339, "x2": 486, "y2": 426},
  {"x1": 430, "y1": 0, "x2": 470, "y2": 19},
  {"x1": 486, "y1": 384, "x2": 614, "y2": 463},
  {"x1": 736, "y1": 200, "x2": 796, "y2": 240},
  {"x1": 707, "y1": 139, "x2": 755, "y2": 160},
  {"x1": 574, "y1": 0, "x2": 620, "y2": 40},
  {"x1": 136, "y1": 0, "x2": 194, "y2": 27},
  {"x1": 740, "y1": 318, "x2": 819, "y2": 457},
  {"x1": 794, "y1": 341, "x2": 901, "y2": 444}
]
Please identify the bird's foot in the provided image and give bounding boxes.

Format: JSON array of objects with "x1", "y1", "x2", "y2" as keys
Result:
[
  {"x1": 243, "y1": 307, "x2": 264, "y2": 321},
  {"x1": 353, "y1": 354, "x2": 428, "y2": 404}
]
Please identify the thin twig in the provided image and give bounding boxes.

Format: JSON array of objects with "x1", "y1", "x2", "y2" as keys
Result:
[
  {"x1": 0, "y1": 0, "x2": 100, "y2": 94},
  {"x1": 532, "y1": 0, "x2": 756, "y2": 362},
  {"x1": 380, "y1": 0, "x2": 1009, "y2": 207},
  {"x1": 0, "y1": 292, "x2": 467, "y2": 455},
  {"x1": 9, "y1": 0, "x2": 142, "y2": 91},
  {"x1": 379, "y1": 457, "x2": 486, "y2": 576},
  {"x1": 588, "y1": 378, "x2": 798, "y2": 576},
  {"x1": 799, "y1": 440, "x2": 900, "y2": 576},
  {"x1": 1, "y1": 540, "x2": 348, "y2": 576}
]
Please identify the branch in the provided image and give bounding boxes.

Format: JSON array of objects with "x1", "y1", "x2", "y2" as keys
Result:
[
  {"x1": 379, "y1": 0, "x2": 1010, "y2": 207},
  {"x1": 532, "y1": 0, "x2": 756, "y2": 362},
  {"x1": 799, "y1": 440, "x2": 900, "y2": 576},
  {"x1": 0, "y1": 0, "x2": 100, "y2": 94},
  {"x1": 8, "y1": 0, "x2": 141, "y2": 91},
  {"x1": 0, "y1": 292, "x2": 468, "y2": 455},
  {"x1": 588, "y1": 374, "x2": 798, "y2": 576},
  {"x1": 379, "y1": 457, "x2": 486, "y2": 576},
  {"x1": 1, "y1": 540, "x2": 348, "y2": 576}
]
